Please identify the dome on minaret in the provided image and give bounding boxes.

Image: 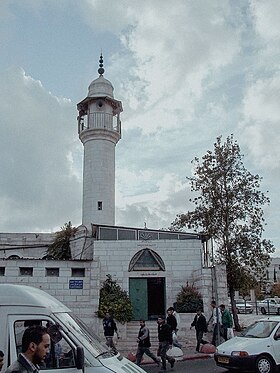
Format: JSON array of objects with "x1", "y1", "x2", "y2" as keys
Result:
[
  {"x1": 88, "y1": 54, "x2": 114, "y2": 98},
  {"x1": 88, "y1": 75, "x2": 114, "y2": 98}
]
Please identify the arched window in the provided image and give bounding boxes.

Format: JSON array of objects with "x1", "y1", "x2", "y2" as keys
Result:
[{"x1": 129, "y1": 249, "x2": 165, "y2": 271}]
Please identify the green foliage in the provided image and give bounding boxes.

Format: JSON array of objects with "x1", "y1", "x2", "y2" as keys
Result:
[
  {"x1": 171, "y1": 135, "x2": 275, "y2": 329},
  {"x1": 97, "y1": 274, "x2": 133, "y2": 324},
  {"x1": 176, "y1": 282, "x2": 203, "y2": 313},
  {"x1": 47, "y1": 221, "x2": 77, "y2": 260},
  {"x1": 236, "y1": 267, "x2": 258, "y2": 299},
  {"x1": 271, "y1": 282, "x2": 280, "y2": 297}
]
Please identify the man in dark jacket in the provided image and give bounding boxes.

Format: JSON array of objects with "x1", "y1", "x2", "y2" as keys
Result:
[
  {"x1": 103, "y1": 312, "x2": 119, "y2": 353},
  {"x1": 157, "y1": 315, "x2": 175, "y2": 372},
  {"x1": 135, "y1": 320, "x2": 160, "y2": 366},
  {"x1": 5, "y1": 326, "x2": 50, "y2": 373},
  {"x1": 190, "y1": 309, "x2": 208, "y2": 352},
  {"x1": 166, "y1": 308, "x2": 182, "y2": 349}
]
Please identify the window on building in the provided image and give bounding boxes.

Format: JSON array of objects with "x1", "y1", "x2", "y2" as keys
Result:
[
  {"x1": 19, "y1": 267, "x2": 33, "y2": 276},
  {"x1": 0, "y1": 267, "x2": 5, "y2": 276},
  {"x1": 71, "y1": 268, "x2": 85, "y2": 277},
  {"x1": 129, "y1": 249, "x2": 165, "y2": 271},
  {"x1": 46, "y1": 268, "x2": 60, "y2": 277},
  {"x1": 98, "y1": 201, "x2": 102, "y2": 210}
]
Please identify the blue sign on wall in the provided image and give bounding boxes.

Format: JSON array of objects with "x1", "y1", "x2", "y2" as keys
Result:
[{"x1": 69, "y1": 280, "x2": 83, "y2": 289}]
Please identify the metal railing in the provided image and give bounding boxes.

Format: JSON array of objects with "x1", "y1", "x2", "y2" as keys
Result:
[{"x1": 78, "y1": 112, "x2": 120, "y2": 134}]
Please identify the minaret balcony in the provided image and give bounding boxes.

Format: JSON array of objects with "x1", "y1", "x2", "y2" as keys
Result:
[{"x1": 78, "y1": 112, "x2": 121, "y2": 135}]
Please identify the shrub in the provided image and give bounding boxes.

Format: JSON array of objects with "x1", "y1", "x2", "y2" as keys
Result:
[
  {"x1": 176, "y1": 282, "x2": 203, "y2": 313},
  {"x1": 47, "y1": 221, "x2": 77, "y2": 260},
  {"x1": 271, "y1": 282, "x2": 280, "y2": 297},
  {"x1": 97, "y1": 274, "x2": 133, "y2": 323}
]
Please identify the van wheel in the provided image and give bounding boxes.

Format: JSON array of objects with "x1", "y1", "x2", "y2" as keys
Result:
[
  {"x1": 261, "y1": 307, "x2": 266, "y2": 315},
  {"x1": 256, "y1": 355, "x2": 275, "y2": 373}
]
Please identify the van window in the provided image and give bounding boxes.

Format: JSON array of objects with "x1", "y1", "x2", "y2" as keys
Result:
[{"x1": 14, "y1": 320, "x2": 75, "y2": 369}]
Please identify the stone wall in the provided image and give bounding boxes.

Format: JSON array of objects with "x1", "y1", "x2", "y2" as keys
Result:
[
  {"x1": 93, "y1": 239, "x2": 203, "y2": 301},
  {"x1": 0, "y1": 232, "x2": 228, "y2": 341},
  {"x1": 0, "y1": 258, "x2": 100, "y2": 332}
]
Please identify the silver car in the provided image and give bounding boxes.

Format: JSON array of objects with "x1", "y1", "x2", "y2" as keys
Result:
[{"x1": 229, "y1": 299, "x2": 254, "y2": 314}]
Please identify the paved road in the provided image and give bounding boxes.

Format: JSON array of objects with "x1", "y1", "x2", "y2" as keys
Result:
[{"x1": 141, "y1": 357, "x2": 227, "y2": 373}]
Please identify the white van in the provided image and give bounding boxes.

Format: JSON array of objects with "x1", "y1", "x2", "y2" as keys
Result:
[{"x1": 0, "y1": 284, "x2": 146, "y2": 373}]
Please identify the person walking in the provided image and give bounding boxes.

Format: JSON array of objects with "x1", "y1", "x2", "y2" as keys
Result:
[
  {"x1": 135, "y1": 320, "x2": 160, "y2": 367},
  {"x1": 157, "y1": 315, "x2": 175, "y2": 372},
  {"x1": 209, "y1": 300, "x2": 222, "y2": 346},
  {"x1": 102, "y1": 312, "x2": 119, "y2": 353},
  {"x1": 5, "y1": 325, "x2": 50, "y2": 373},
  {"x1": 167, "y1": 307, "x2": 181, "y2": 330},
  {"x1": 166, "y1": 308, "x2": 182, "y2": 349},
  {"x1": 219, "y1": 304, "x2": 233, "y2": 341},
  {"x1": 190, "y1": 309, "x2": 208, "y2": 352}
]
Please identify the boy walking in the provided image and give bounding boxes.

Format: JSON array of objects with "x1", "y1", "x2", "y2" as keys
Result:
[
  {"x1": 136, "y1": 320, "x2": 159, "y2": 367},
  {"x1": 190, "y1": 309, "x2": 208, "y2": 352},
  {"x1": 157, "y1": 315, "x2": 175, "y2": 372}
]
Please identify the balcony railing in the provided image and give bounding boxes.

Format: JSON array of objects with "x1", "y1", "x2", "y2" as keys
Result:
[{"x1": 78, "y1": 112, "x2": 121, "y2": 134}]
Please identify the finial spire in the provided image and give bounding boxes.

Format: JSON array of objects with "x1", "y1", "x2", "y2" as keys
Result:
[{"x1": 98, "y1": 53, "x2": 105, "y2": 76}]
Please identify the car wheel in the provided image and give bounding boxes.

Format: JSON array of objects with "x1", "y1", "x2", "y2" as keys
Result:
[
  {"x1": 255, "y1": 355, "x2": 275, "y2": 373},
  {"x1": 261, "y1": 307, "x2": 266, "y2": 315}
]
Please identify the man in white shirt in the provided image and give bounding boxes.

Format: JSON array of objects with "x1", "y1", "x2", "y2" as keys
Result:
[{"x1": 210, "y1": 300, "x2": 222, "y2": 346}]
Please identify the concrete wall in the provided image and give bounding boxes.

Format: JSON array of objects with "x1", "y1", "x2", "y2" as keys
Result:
[
  {"x1": 0, "y1": 258, "x2": 100, "y2": 332},
  {"x1": 0, "y1": 233, "x2": 228, "y2": 341},
  {"x1": 93, "y1": 239, "x2": 203, "y2": 303}
]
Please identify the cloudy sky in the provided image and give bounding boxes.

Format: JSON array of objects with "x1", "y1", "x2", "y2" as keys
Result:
[{"x1": 0, "y1": 0, "x2": 279, "y2": 251}]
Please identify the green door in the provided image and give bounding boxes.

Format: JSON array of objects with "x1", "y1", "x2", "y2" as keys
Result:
[{"x1": 129, "y1": 278, "x2": 148, "y2": 320}]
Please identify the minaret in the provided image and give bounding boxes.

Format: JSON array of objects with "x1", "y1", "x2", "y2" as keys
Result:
[{"x1": 77, "y1": 55, "x2": 122, "y2": 227}]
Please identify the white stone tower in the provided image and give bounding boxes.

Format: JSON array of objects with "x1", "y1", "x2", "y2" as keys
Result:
[{"x1": 77, "y1": 55, "x2": 122, "y2": 227}]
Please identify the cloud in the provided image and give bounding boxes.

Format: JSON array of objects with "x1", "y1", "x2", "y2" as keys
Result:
[
  {"x1": 240, "y1": 73, "x2": 280, "y2": 171},
  {"x1": 116, "y1": 169, "x2": 192, "y2": 229},
  {"x1": 0, "y1": 67, "x2": 82, "y2": 232},
  {"x1": 0, "y1": 0, "x2": 278, "y2": 249},
  {"x1": 250, "y1": 0, "x2": 280, "y2": 40},
  {"x1": 80, "y1": 1, "x2": 242, "y2": 132}
]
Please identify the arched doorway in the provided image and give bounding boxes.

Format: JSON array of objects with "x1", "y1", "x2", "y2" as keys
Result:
[{"x1": 128, "y1": 248, "x2": 165, "y2": 320}]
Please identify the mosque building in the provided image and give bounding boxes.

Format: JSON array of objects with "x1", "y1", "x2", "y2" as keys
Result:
[{"x1": 0, "y1": 56, "x2": 227, "y2": 338}]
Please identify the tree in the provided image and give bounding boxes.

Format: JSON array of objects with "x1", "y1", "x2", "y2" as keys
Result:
[
  {"x1": 236, "y1": 267, "x2": 258, "y2": 299},
  {"x1": 47, "y1": 221, "x2": 78, "y2": 260},
  {"x1": 271, "y1": 282, "x2": 280, "y2": 297},
  {"x1": 97, "y1": 274, "x2": 133, "y2": 323},
  {"x1": 171, "y1": 135, "x2": 274, "y2": 330}
]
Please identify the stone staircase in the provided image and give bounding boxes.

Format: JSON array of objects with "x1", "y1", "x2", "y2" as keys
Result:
[
  {"x1": 115, "y1": 320, "x2": 196, "y2": 357},
  {"x1": 116, "y1": 321, "x2": 159, "y2": 356}
]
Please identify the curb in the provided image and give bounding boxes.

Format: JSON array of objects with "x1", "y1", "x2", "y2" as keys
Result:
[
  {"x1": 182, "y1": 353, "x2": 213, "y2": 361},
  {"x1": 135, "y1": 353, "x2": 213, "y2": 366}
]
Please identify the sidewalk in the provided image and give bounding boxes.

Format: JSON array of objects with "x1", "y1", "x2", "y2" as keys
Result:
[
  {"x1": 119, "y1": 313, "x2": 260, "y2": 365},
  {"x1": 120, "y1": 333, "x2": 214, "y2": 365}
]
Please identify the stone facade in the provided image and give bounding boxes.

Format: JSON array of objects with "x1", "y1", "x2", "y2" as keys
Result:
[{"x1": 0, "y1": 226, "x2": 228, "y2": 341}]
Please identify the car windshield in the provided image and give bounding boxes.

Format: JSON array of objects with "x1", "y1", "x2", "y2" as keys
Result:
[
  {"x1": 265, "y1": 299, "x2": 280, "y2": 304},
  {"x1": 240, "y1": 321, "x2": 278, "y2": 338},
  {"x1": 55, "y1": 312, "x2": 112, "y2": 361}
]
